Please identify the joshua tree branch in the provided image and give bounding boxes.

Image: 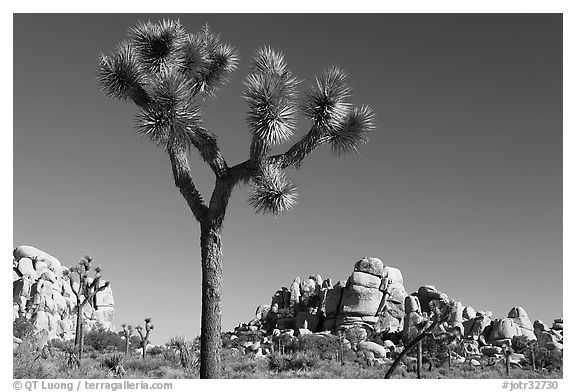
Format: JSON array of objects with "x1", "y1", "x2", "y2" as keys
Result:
[
  {"x1": 80, "y1": 281, "x2": 109, "y2": 307},
  {"x1": 191, "y1": 127, "x2": 229, "y2": 178},
  {"x1": 168, "y1": 148, "x2": 209, "y2": 223},
  {"x1": 69, "y1": 276, "x2": 79, "y2": 298},
  {"x1": 207, "y1": 176, "x2": 235, "y2": 228},
  {"x1": 271, "y1": 126, "x2": 330, "y2": 169},
  {"x1": 227, "y1": 125, "x2": 329, "y2": 186}
]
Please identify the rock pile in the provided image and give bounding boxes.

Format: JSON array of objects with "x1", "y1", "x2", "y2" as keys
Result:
[
  {"x1": 534, "y1": 318, "x2": 563, "y2": 351},
  {"x1": 12, "y1": 245, "x2": 115, "y2": 340},
  {"x1": 245, "y1": 256, "x2": 562, "y2": 362},
  {"x1": 261, "y1": 257, "x2": 407, "y2": 337}
]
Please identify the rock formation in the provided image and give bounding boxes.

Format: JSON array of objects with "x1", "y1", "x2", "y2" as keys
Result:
[
  {"x1": 12, "y1": 245, "x2": 115, "y2": 340},
  {"x1": 262, "y1": 257, "x2": 408, "y2": 339},
  {"x1": 246, "y1": 256, "x2": 562, "y2": 361}
]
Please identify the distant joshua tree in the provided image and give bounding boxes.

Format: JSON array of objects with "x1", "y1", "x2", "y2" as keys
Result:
[
  {"x1": 121, "y1": 324, "x2": 135, "y2": 355},
  {"x1": 136, "y1": 318, "x2": 154, "y2": 360},
  {"x1": 64, "y1": 256, "x2": 110, "y2": 365},
  {"x1": 98, "y1": 19, "x2": 375, "y2": 378}
]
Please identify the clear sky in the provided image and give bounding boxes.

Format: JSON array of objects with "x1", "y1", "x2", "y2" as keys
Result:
[{"x1": 13, "y1": 14, "x2": 562, "y2": 345}]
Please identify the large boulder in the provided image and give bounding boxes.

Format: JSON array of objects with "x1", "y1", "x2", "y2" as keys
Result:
[
  {"x1": 348, "y1": 272, "x2": 381, "y2": 289},
  {"x1": 447, "y1": 301, "x2": 464, "y2": 334},
  {"x1": 507, "y1": 307, "x2": 536, "y2": 340},
  {"x1": 324, "y1": 281, "x2": 344, "y2": 315},
  {"x1": 462, "y1": 306, "x2": 476, "y2": 321},
  {"x1": 464, "y1": 311, "x2": 492, "y2": 344},
  {"x1": 289, "y1": 277, "x2": 301, "y2": 309},
  {"x1": 489, "y1": 318, "x2": 520, "y2": 343},
  {"x1": 14, "y1": 246, "x2": 60, "y2": 269},
  {"x1": 533, "y1": 320, "x2": 549, "y2": 331},
  {"x1": 354, "y1": 257, "x2": 384, "y2": 277},
  {"x1": 341, "y1": 283, "x2": 383, "y2": 316},
  {"x1": 375, "y1": 266, "x2": 407, "y2": 334},
  {"x1": 403, "y1": 295, "x2": 425, "y2": 340},
  {"x1": 17, "y1": 258, "x2": 37, "y2": 278},
  {"x1": 416, "y1": 285, "x2": 448, "y2": 313},
  {"x1": 357, "y1": 341, "x2": 387, "y2": 358}
]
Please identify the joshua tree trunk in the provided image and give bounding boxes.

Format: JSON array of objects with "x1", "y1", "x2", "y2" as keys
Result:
[
  {"x1": 74, "y1": 302, "x2": 83, "y2": 364},
  {"x1": 417, "y1": 340, "x2": 422, "y2": 379},
  {"x1": 199, "y1": 222, "x2": 224, "y2": 379},
  {"x1": 125, "y1": 338, "x2": 129, "y2": 356}
]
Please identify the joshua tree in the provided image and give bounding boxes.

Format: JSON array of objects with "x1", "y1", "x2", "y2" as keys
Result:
[
  {"x1": 64, "y1": 256, "x2": 110, "y2": 365},
  {"x1": 121, "y1": 324, "x2": 135, "y2": 355},
  {"x1": 98, "y1": 19, "x2": 375, "y2": 378},
  {"x1": 385, "y1": 299, "x2": 455, "y2": 379},
  {"x1": 136, "y1": 318, "x2": 154, "y2": 360}
]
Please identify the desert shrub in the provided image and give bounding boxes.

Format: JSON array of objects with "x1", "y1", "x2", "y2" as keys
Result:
[
  {"x1": 13, "y1": 334, "x2": 57, "y2": 378},
  {"x1": 48, "y1": 338, "x2": 74, "y2": 353},
  {"x1": 13, "y1": 317, "x2": 34, "y2": 339},
  {"x1": 146, "y1": 346, "x2": 164, "y2": 356},
  {"x1": 511, "y1": 335, "x2": 531, "y2": 353},
  {"x1": 233, "y1": 362, "x2": 259, "y2": 373},
  {"x1": 421, "y1": 335, "x2": 451, "y2": 368},
  {"x1": 295, "y1": 334, "x2": 351, "y2": 361},
  {"x1": 129, "y1": 335, "x2": 142, "y2": 350},
  {"x1": 123, "y1": 356, "x2": 172, "y2": 375},
  {"x1": 149, "y1": 366, "x2": 194, "y2": 379},
  {"x1": 514, "y1": 337, "x2": 562, "y2": 371},
  {"x1": 84, "y1": 329, "x2": 124, "y2": 352},
  {"x1": 269, "y1": 351, "x2": 320, "y2": 372},
  {"x1": 525, "y1": 347, "x2": 563, "y2": 371}
]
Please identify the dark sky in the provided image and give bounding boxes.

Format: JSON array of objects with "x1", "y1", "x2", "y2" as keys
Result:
[{"x1": 13, "y1": 14, "x2": 562, "y2": 344}]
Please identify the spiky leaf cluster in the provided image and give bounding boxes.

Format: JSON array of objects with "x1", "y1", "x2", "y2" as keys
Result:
[
  {"x1": 302, "y1": 66, "x2": 352, "y2": 131},
  {"x1": 98, "y1": 42, "x2": 148, "y2": 105},
  {"x1": 248, "y1": 163, "x2": 298, "y2": 216},
  {"x1": 190, "y1": 24, "x2": 239, "y2": 98},
  {"x1": 244, "y1": 47, "x2": 299, "y2": 150},
  {"x1": 136, "y1": 70, "x2": 202, "y2": 150},
  {"x1": 129, "y1": 20, "x2": 187, "y2": 73},
  {"x1": 98, "y1": 20, "x2": 239, "y2": 151},
  {"x1": 329, "y1": 104, "x2": 376, "y2": 155}
]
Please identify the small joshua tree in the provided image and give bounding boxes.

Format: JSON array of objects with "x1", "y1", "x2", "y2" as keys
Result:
[
  {"x1": 385, "y1": 299, "x2": 456, "y2": 379},
  {"x1": 136, "y1": 318, "x2": 154, "y2": 360},
  {"x1": 64, "y1": 256, "x2": 110, "y2": 366},
  {"x1": 121, "y1": 324, "x2": 135, "y2": 356},
  {"x1": 98, "y1": 19, "x2": 375, "y2": 378}
]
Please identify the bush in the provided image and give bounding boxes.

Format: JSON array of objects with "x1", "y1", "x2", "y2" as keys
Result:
[
  {"x1": 13, "y1": 317, "x2": 33, "y2": 339},
  {"x1": 524, "y1": 346, "x2": 563, "y2": 371},
  {"x1": 146, "y1": 346, "x2": 164, "y2": 356},
  {"x1": 48, "y1": 339, "x2": 74, "y2": 354},
  {"x1": 13, "y1": 334, "x2": 57, "y2": 379},
  {"x1": 269, "y1": 352, "x2": 320, "y2": 372},
  {"x1": 511, "y1": 335, "x2": 531, "y2": 353},
  {"x1": 84, "y1": 330, "x2": 124, "y2": 352},
  {"x1": 296, "y1": 334, "x2": 341, "y2": 360}
]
